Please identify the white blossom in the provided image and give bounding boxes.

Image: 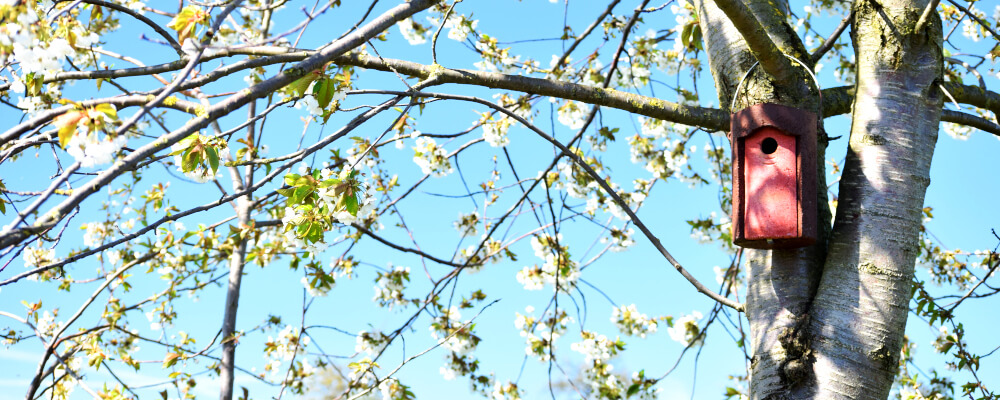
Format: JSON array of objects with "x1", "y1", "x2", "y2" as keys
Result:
[
  {"x1": 396, "y1": 18, "x2": 427, "y2": 45},
  {"x1": 611, "y1": 304, "x2": 658, "y2": 338},
  {"x1": 667, "y1": 311, "x2": 704, "y2": 346},
  {"x1": 23, "y1": 243, "x2": 55, "y2": 267},
  {"x1": 412, "y1": 137, "x2": 453, "y2": 177},
  {"x1": 66, "y1": 132, "x2": 127, "y2": 168}
]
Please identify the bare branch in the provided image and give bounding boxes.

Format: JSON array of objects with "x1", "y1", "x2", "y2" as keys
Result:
[
  {"x1": 914, "y1": 0, "x2": 941, "y2": 33},
  {"x1": 941, "y1": 110, "x2": 1000, "y2": 137},
  {"x1": 368, "y1": 89, "x2": 744, "y2": 312},
  {"x1": 811, "y1": 10, "x2": 853, "y2": 63},
  {"x1": 75, "y1": 0, "x2": 183, "y2": 54},
  {"x1": 710, "y1": 0, "x2": 798, "y2": 84},
  {"x1": 333, "y1": 52, "x2": 730, "y2": 131}
]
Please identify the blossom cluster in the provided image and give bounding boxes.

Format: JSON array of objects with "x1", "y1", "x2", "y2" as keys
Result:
[
  {"x1": 457, "y1": 237, "x2": 506, "y2": 270},
  {"x1": 473, "y1": 35, "x2": 521, "y2": 74},
  {"x1": 556, "y1": 100, "x2": 589, "y2": 130},
  {"x1": 602, "y1": 227, "x2": 636, "y2": 252},
  {"x1": 516, "y1": 234, "x2": 579, "y2": 292},
  {"x1": 611, "y1": 304, "x2": 658, "y2": 338},
  {"x1": 430, "y1": 306, "x2": 479, "y2": 355},
  {"x1": 570, "y1": 331, "x2": 659, "y2": 399},
  {"x1": 628, "y1": 120, "x2": 694, "y2": 181},
  {"x1": 263, "y1": 325, "x2": 315, "y2": 390},
  {"x1": 490, "y1": 380, "x2": 523, "y2": 400},
  {"x1": 355, "y1": 330, "x2": 390, "y2": 357},
  {"x1": 170, "y1": 134, "x2": 225, "y2": 183},
  {"x1": 412, "y1": 137, "x2": 453, "y2": 177},
  {"x1": 373, "y1": 265, "x2": 411, "y2": 309},
  {"x1": 603, "y1": 183, "x2": 648, "y2": 222},
  {"x1": 22, "y1": 242, "x2": 56, "y2": 268},
  {"x1": 667, "y1": 311, "x2": 704, "y2": 347},
  {"x1": 279, "y1": 165, "x2": 377, "y2": 254},
  {"x1": 430, "y1": 306, "x2": 481, "y2": 380},
  {"x1": 378, "y1": 378, "x2": 413, "y2": 400},
  {"x1": 481, "y1": 114, "x2": 513, "y2": 147},
  {"x1": 454, "y1": 211, "x2": 481, "y2": 238},
  {"x1": 514, "y1": 306, "x2": 571, "y2": 362},
  {"x1": 301, "y1": 262, "x2": 336, "y2": 297}
]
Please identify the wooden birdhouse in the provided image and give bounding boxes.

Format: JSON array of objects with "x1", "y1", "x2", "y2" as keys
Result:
[{"x1": 730, "y1": 103, "x2": 817, "y2": 249}]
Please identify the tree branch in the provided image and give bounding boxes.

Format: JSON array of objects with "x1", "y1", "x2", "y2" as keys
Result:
[
  {"x1": 941, "y1": 110, "x2": 1000, "y2": 137},
  {"x1": 75, "y1": 0, "x2": 183, "y2": 54},
  {"x1": 369, "y1": 89, "x2": 744, "y2": 312},
  {"x1": 0, "y1": 0, "x2": 440, "y2": 252},
  {"x1": 811, "y1": 10, "x2": 853, "y2": 63},
  {"x1": 941, "y1": 82, "x2": 1000, "y2": 116},
  {"x1": 1, "y1": 95, "x2": 202, "y2": 147},
  {"x1": 332, "y1": 52, "x2": 730, "y2": 131},
  {"x1": 710, "y1": 0, "x2": 798, "y2": 84}
]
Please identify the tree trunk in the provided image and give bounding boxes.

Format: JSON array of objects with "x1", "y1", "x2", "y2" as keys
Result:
[
  {"x1": 808, "y1": 0, "x2": 942, "y2": 397},
  {"x1": 695, "y1": 0, "x2": 942, "y2": 398}
]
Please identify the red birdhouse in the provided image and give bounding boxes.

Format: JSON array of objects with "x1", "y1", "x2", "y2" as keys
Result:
[{"x1": 730, "y1": 103, "x2": 817, "y2": 249}]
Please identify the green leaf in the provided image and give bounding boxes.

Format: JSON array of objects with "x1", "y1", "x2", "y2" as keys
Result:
[
  {"x1": 287, "y1": 73, "x2": 321, "y2": 98},
  {"x1": 167, "y1": 6, "x2": 208, "y2": 44},
  {"x1": 626, "y1": 383, "x2": 640, "y2": 397},
  {"x1": 312, "y1": 78, "x2": 335, "y2": 109},
  {"x1": 318, "y1": 179, "x2": 339, "y2": 189},
  {"x1": 344, "y1": 192, "x2": 359, "y2": 216},
  {"x1": 206, "y1": 146, "x2": 219, "y2": 173},
  {"x1": 283, "y1": 174, "x2": 301, "y2": 186},
  {"x1": 181, "y1": 150, "x2": 200, "y2": 172},
  {"x1": 681, "y1": 23, "x2": 694, "y2": 49},
  {"x1": 692, "y1": 28, "x2": 704, "y2": 50},
  {"x1": 293, "y1": 185, "x2": 313, "y2": 202}
]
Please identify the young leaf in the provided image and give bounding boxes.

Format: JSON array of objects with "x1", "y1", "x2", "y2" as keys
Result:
[
  {"x1": 312, "y1": 78, "x2": 335, "y2": 109},
  {"x1": 163, "y1": 352, "x2": 181, "y2": 368},
  {"x1": 167, "y1": 6, "x2": 209, "y2": 44},
  {"x1": 54, "y1": 110, "x2": 85, "y2": 148},
  {"x1": 206, "y1": 146, "x2": 219, "y2": 173}
]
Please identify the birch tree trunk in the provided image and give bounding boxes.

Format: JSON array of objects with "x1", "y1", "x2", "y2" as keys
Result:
[{"x1": 695, "y1": 0, "x2": 942, "y2": 398}]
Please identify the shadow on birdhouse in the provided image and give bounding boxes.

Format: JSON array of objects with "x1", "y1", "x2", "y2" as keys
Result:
[{"x1": 730, "y1": 103, "x2": 817, "y2": 249}]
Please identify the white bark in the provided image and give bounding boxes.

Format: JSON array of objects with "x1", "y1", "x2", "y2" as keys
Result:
[{"x1": 809, "y1": 0, "x2": 942, "y2": 398}]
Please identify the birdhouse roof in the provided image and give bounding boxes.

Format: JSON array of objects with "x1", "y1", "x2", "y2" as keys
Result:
[{"x1": 730, "y1": 103, "x2": 817, "y2": 140}]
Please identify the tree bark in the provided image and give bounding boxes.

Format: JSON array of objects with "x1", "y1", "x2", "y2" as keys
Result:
[
  {"x1": 808, "y1": 0, "x2": 942, "y2": 398},
  {"x1": 696, "y1": 0, "x2": 830, "y2": 397}
]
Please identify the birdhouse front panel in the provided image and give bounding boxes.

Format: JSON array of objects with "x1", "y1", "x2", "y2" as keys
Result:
[
  {"x1": 729, "y1": 103, "x2": 818, "y2": 249},
  {"x1": 743, "y1": 128, "x2": 798, "y2": 240}
]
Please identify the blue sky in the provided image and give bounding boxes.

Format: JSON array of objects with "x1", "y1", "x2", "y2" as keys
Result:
[{"x1": 1, "y1": 1, "x2": 999, "y2": 399}]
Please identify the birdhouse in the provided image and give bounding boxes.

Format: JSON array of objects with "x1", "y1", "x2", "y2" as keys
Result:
[{"x1": 730, "y1": 103, "x2": 817, "y2": 249}]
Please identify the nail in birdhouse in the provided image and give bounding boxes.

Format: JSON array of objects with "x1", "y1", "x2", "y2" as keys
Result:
[{"x1": 730, "y1": 103, "x2": 817, "y2": 249}]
